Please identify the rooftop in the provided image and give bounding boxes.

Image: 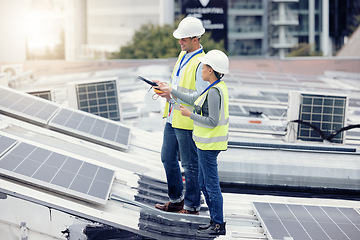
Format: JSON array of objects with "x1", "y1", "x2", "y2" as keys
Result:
[{"x1": 1, "y1": 57, "x2": 360, "y2": 239}]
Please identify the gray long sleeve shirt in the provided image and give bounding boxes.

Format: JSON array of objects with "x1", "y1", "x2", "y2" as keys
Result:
[{"x1": 171, "y1": 87, "x2": 221, "y2": 128}]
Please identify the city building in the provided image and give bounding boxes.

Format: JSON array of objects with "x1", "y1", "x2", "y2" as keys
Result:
[
  {"x1": 65, "y1": 0, "x2": 174, "y2": 60},
  {"x1": 226, "y1": 0, "x2": 327, "y2": 57},
  {"x1": 226, "y1": 0, "x2": 360, "y2": 57}
]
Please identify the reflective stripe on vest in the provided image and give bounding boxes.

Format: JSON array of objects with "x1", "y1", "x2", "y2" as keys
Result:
[
  {"x1": 162, "y1": 50, "x2": 205, "y2": 130},
  {"x1": 193, "y1": 81, "x2": 229, "y2": 150}
]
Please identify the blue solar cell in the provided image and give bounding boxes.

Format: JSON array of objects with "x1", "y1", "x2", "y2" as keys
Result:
[
  {"x1": 262, "y1": 218, "x2": 289, "y2": 239},
  {"x1": 319, "y1": 222, "x2": 348, "y2": 239},
  {"x1": 14, "y1": 158, "x2": 42, "y2": 177},
  {"x1": 79, "y1": 162, "x2": 98, "y2": 178},
  {"x1": 0, "y1": 135, "x2": 17, "y2": 156},
  {"x1": 61, "y1": 157, "x2": 82, "y2": 173},
  {"x1": 0, "y1": 154, "x2": 23, "y2": 171},
  {"x1": 300, "y1": 221, "x2": 329, "y2": 240},
  {"x1": 95, "y1": 167, "x2": 115, "y2": 183},
  {"x1": 88, "y1": 180, "x2": 110, "y2": 199},
  {"x1": 28, "y1": 148, "x2": 51, "y2": 163},
  {"x1": 51, "y1": 170, "x2": 76, "y2": 188},
  {"x1": 77, "y1": 116, "x2": 95, "y2": 133},
  {"x1": 70, "y1": 174, "x2": 92, "y2": 194},
  {"x1": 33, "y1": 165, "x2": 59, "y2": 182},
  {"x1": 282, "y1": 220, "x2": 311, "y2": 240},
  {"x1": 45, "y1": 152, "x2": 67, "y2": 168}
]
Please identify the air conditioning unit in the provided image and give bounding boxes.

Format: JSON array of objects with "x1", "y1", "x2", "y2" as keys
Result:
[
  {"x1": 67, "y1": 77, "x2": 123, "y2": 121},
  {"x1": 286, "y1": 91, "x2": 348, "y2": 144}
]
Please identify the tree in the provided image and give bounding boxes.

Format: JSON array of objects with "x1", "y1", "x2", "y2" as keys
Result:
[
  {"x1": 349, "y1": 15, "x2": 360, "y2": 34},
  {"x1": 287, "y1": 43, "x2": 322, "y2": 57},
  {"x1": 110, "y1": 21, "x2": 226, "y2": 59}
]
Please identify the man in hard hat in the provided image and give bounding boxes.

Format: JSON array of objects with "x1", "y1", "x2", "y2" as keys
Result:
[{"x1": 154, "y1": 16, "x2": 208, "y2": 215}]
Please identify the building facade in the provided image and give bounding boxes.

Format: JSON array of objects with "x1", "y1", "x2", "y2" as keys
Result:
[
  {"x1": 226, "y1": 0, "x2": 330, "y2": 57},
  {"x1": 65, "y1": 0, "x2": 174, "y2": 60}
]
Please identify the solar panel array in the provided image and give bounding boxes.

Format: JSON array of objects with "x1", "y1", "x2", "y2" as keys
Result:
[
  {"x1": 253, "y1": 202, "x2": 360, "y2": 240},
  {"x1": 0, "y1": 86, "x2": 131, "y2": 150},
  {"x1": 298, "y1": 94, "x2": 347, "y2": 143},
  {"x1": 76, "y1": 80, "x2": 121, "y2": 121},
  {"x1": 0, "y1": 134, "x2": 115, "y2": 205}
]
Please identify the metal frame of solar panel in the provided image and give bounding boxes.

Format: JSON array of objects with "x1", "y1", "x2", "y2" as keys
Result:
[
  {"x1": 0, "y1": 134, "x2": 115, "y2": 205},
  {"x1": 0, "y1": 86, "x2": 131, "y2": 150},
  {"x1": 252, "y1": 202, "x2": 360, "y2": 240}
]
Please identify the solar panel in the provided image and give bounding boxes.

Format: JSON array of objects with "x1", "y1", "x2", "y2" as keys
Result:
[
  {"x1": 253, "y1": 202, "x2": 360, "y2": 240},
  {"x1": 298, "y1": 94, "x2": 347, "y2": 143},
  {"x1": 48, "y1": 108, "x2": 131, "y2": 150},
  {"x1": 0, "y1": 86, "x2": 59, "y2": 125},
  {"x1": 0, "y1": 86, "x2": 131, "y2": 150},
  {"x1": 75, "y1": 80, "x2": 122, "y2": 121},
  {"x1": 0, "y1": 135, "x2": 115, "y2": 205}
]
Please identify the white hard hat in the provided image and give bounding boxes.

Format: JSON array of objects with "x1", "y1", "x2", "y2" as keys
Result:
[
  {"x1": 199, "y1": 50, "x2": 229, "y2": 74},
  {"x1": 173, "y1": 16, "x2": 205, "y2": 39}
]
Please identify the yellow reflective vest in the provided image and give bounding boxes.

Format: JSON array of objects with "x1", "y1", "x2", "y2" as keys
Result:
[
  {"x1": 192, "y1": 81, "x2": 229, "y2": 150},
  {"x1": 163, "y1": 50, "x2": 205, "y2": 130}
]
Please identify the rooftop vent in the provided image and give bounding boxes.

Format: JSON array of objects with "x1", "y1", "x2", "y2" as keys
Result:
[{"x1": 286, "y1": 91, "x2": 348, "y2": 144}]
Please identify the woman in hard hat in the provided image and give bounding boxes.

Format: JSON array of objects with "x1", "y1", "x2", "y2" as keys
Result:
[{"x1": 158, "y1": 50, "x2": 229, "y2": 236}]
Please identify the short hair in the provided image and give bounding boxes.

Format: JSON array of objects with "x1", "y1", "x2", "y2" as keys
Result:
[
  {"x1": 190, "y1": 36, "x2": 201, "y2": 40},
  {"x1": 214, "y1": 71, "x2": 224, "y2": 79}
]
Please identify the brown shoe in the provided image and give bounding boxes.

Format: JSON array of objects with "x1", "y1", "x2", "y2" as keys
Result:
[
  {"x1": 155, "y1": 199, "x2": 184, "y2": 212},
  {"x1": 178, "y1": 208, "x2": 199, "y2": 215}
]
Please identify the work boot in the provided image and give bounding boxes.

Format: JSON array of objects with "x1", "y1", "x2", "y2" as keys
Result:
[
  {"x1": 197, "y1": 222, "x2": 226, "y2": 236},
  {"x1": 155, "y1": 199, "x2": 184, "y2": 212},
  {"x1": 198, "y1": 219, "x2": 213, "y2": 230},
  {"x1": 178, "y1": 209, "x2": 199, "y2": 215}
]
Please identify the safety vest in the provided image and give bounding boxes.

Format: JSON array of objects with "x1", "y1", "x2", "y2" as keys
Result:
[
  {"x1": 163, "y1": 50, "x2": 205, "y2": 130},
  {"x1": 192, "y1": 81, "x2": 229, "y2": 150}
]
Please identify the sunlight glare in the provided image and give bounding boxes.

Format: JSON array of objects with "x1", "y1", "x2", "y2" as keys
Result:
[{"x1": 25, "y1": 9, "x2": 57, "y2": 51}]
